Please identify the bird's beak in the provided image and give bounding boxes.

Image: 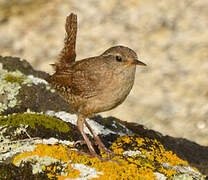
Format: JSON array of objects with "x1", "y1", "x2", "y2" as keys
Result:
[
  {"x1": 133, "y1": 59, "x2": 146, "y2": 66},
  {"x1": 125, "y1": 59, "x2": 147, "y2": 66}
]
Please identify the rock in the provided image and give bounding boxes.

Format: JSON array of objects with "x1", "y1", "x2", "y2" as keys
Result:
[
  {"x1": 0, "y1": 0, "x2": 207, "y2": 146},
  {"x1": 0, "y1": 56, "x2": 207, "y2": 179},
  {"x1": 0, "y1": 56, "x2": 70, "y2": 115}
]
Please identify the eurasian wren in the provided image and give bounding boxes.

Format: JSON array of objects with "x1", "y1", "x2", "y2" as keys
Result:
[{"x1": 48, "y1": 13, "x2": 146, "y2": 156}]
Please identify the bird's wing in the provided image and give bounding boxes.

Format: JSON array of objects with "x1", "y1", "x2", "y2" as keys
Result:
[
  {"x1": 54, "y1": 13, "x2": 77, "y2": 71},
  {"x1": 49, "y1": 57, "x2": 113, "y2": 98},
  {"x1": 47, "y1": 68, "x2": 73, "y2": 87},
  {"x1": 71, "y1": 58, "x2": 112, "y2": 98}
]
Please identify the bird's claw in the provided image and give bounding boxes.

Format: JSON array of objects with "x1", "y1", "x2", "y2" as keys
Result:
[
  {"x1": 99, "y1": 146, "x2": 116, "y2": 157},
  {"x1": 74, "y1": 140, "x2": 87, "y2": 147}
]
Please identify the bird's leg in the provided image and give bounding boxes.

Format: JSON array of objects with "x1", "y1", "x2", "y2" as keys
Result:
[
  {"x1": 77, "y1": 115, "x2": 97, "y2": 156},
  {"x1": 83, "y1": 118, "x2": 115, "y2": 156}
]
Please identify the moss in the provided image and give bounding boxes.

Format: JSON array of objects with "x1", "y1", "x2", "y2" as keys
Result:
[
  {"x1": 0, "y1": 113, "x2": 70, "y2": 133},
  {"x1": 5, "y1": 74, "x2": 23, "y2": 83}
]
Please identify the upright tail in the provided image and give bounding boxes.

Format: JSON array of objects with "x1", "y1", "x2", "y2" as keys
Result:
[{"x1": 54, "y1": 13, "x2": 77, "y2": 71}]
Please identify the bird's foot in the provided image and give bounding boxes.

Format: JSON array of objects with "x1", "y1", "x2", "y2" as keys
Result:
[
  {"x1": 94, "y1": 139, "x2": 116, "y2": 156},
  {"x1": 69, "y1": 149, "x2": 119, "y2": 163},
  {"x1": 70, "y1": 143, "x2": 120, "y2": 163},
  {"x1": 74, "y1": 140, "x2": 100, "y2": 157},
  {"x1": 73, "y1": 150, "x2": 100, "y2": 158},
  {"x1": 74, "y1": 140, "x2": 116, "y2": 158},
  {"x1": 74, "y1": 140, "x2": 87, "y2": 146},
  {"x1": 98, "y1": 146, "x2": 116, "y2": 157},
  {"x1": 101, "y1": 149, "x2": 116, "y2": 157}
]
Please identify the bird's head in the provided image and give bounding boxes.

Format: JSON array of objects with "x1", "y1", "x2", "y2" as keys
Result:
[{"x1": 101, "y1": 45, "x2": 146, "y2": 67}]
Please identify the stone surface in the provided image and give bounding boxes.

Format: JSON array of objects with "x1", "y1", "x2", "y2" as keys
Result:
[
  {"x1": 0, "y1": 56, "x2": 208, "y2": 179},
  {"x1": 0, "y1": 0, "x2": 207, "y2": 146}
]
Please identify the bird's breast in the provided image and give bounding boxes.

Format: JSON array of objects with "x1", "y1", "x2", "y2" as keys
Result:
[
  {"x1": 85, "y1": 66, "x2": 136, "y2": 114},
  {"x1": 108, "y1": 66, "x2": 136, "y2": 104}
]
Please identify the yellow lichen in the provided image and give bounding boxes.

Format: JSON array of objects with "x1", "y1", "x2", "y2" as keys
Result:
[
  {"x1": 12, "y1": 135, "x2": 199, "y2": 179},
  {"x1": 110, "y1": 135, "x2": 192, "y2": 178},
  {"x1": 5, "y1": 74, "x2": 23, "y2": 83},
  {"x1": 13, "y1": 143, "x2": 156, "y2": 179},
  {"x1": 62, "y1": 168, "x2": 80, "y2": 179}
]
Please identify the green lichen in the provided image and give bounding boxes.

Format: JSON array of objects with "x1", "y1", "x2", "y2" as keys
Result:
[
  {"x1": 0, "y1": 113, "x2": 70, "y2": 133},
  {"x1": 0, "y1": 66, "x2": 50, "y2": 113},
  {"x1": 173, "y1": 174, "x2": 194, "y2": 180},
  {"x1": 0, "y1": 70, "x2": 25, "y2": 113},
  {"x1": 5, "y1": 74, "x2": 23, "y2": 83}
]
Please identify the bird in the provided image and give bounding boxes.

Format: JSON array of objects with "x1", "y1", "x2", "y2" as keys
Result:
[{"x1": 47, "y1": 13, "x2": 146, "y2": 156}]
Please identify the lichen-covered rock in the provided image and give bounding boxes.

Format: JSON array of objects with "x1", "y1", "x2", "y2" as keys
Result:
[
  {"x1": 0, "y1": 56, "x2": 70, "y2": 115},
  {"x1": 0, "y1": 112, "x2": 204, "y2": 179},
  {"x1": 0, "y1": 162, "x2": 48, "y2": 179},
  {"x1": 0, "y1": 56, "x2": 207, "y2": 179},
  {"x1": 0, "y1": 112, "x2": 206, "y2": 179},
  {"x1": 0, "y1": 0, "x2": 207, "y2": 147}
]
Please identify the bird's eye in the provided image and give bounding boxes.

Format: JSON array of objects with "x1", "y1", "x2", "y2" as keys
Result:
[{"x1": 116, "y1": 55, "x2": 122, "y2": 62}]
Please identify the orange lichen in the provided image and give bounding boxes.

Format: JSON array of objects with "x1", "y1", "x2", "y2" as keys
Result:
[
  {"x1": 13, "y1": 143, "x2": 71, "y2": 165},
  {"x1": 13, "y1": 143, "x2": 156, "y2": 179},
  {"x1": 12, "y1": 135, "x2": 199, "y2": 179},
  {"x1": 110, "y1": 135, "x2": 192, "y2": 178}
]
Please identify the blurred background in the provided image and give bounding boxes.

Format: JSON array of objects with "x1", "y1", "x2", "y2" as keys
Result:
[{"x1": 0, "y1": 0, "x2": 208, "y2": 145}]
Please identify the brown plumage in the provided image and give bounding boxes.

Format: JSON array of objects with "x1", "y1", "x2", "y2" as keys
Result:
[
  {"x1": 54, "y1": 13, "x2": 77, "y2": 71},
  {"x1": 48, "y1": 13, "x2": 146, "y2": 156}
]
